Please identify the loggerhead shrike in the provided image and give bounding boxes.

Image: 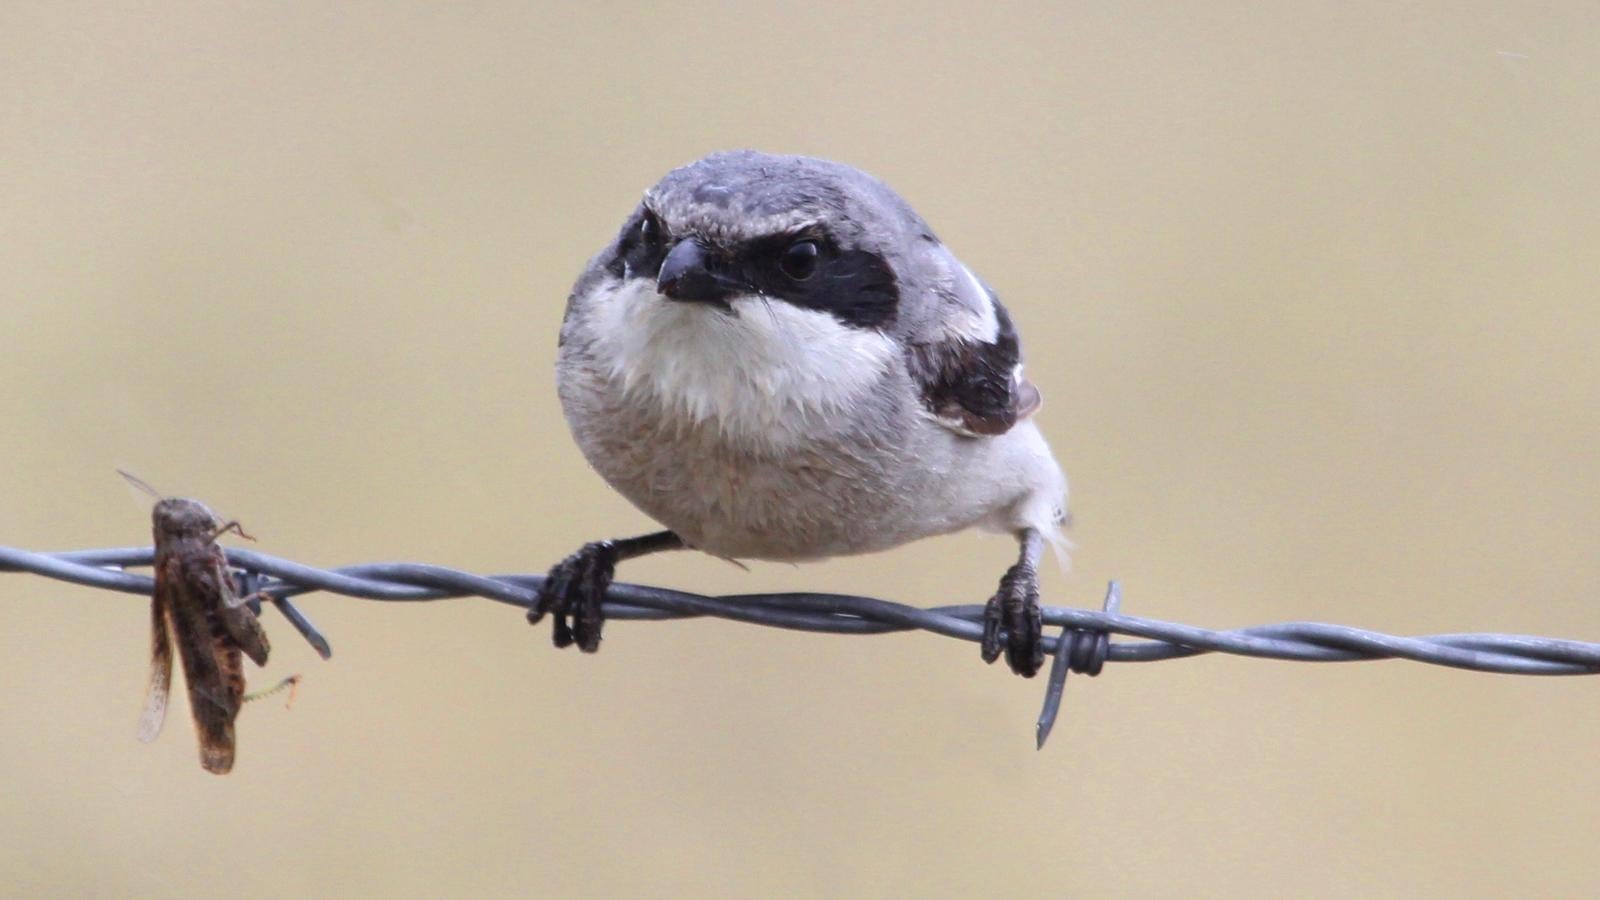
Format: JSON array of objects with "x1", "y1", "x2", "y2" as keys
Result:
[{"x1": 531, "y1": 150, "x2": 1067, "y2": 675}]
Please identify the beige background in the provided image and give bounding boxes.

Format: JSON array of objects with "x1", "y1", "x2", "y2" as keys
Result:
[{"x1": 4, "y1": 2, "x2": 1600, "y2": 897}]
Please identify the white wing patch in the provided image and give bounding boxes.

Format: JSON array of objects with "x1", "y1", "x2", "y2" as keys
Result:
[{"x1": 954, "y1": 263, "x2": 1001, "y2": 343}]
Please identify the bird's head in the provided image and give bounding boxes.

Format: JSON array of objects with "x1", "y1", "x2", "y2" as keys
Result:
[{"x1": 598, "y1": 150, "x2": 932, "y2": 330}]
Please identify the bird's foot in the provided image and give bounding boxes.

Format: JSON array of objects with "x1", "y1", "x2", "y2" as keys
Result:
[
  {"x1": 981, "y1": 561, "x2": 1044, "y2": 677},
  {"x1": 528, "y1": 540, "x2": 619, "y2": 652}
]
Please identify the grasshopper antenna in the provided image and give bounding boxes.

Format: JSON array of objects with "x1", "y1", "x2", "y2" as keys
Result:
[{"x1": 117, "y1": 469, "x2": 166, "y2": 501}]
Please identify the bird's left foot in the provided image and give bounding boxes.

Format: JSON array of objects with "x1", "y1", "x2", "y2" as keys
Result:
[
  {"x1": 981, "y1": 559, "x2": 1044, "y2": 677},
  {"x1": 529, "y1": 541, "x2": 619, "y2": 652}
]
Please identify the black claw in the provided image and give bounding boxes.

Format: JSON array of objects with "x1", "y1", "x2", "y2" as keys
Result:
[
  {"x1": 981, "y1": 595, "x2": 1005, "y2": 664},
  {"x1": 1007, "y1": 586, "x2": 1045, "y2": 677},
  {"x1": 529, "y1": 541, "x2": 619, "y2": 652},
  {"x1": 982, "y1": 562, "x2": 1044, "y2": 677}
]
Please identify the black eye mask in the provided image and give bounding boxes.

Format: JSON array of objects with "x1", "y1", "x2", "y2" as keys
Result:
[{"x1": 607, "y1": 210, "x2": 900, "y2": 330}]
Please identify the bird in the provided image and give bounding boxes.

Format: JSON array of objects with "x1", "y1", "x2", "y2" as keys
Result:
[{"x1": 531, "y1": 150, "x2": 1067, "y2": 676}]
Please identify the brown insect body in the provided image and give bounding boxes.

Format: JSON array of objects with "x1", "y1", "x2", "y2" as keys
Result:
[{"x1": 137, "y1": 497, "x2": 270, "y2": 774}]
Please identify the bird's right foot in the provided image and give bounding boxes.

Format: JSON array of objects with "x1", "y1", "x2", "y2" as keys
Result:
[
  {"x1": 529, "y1": 540, "x2": 620, "y2": 652},
  {"x1": 527, "y1": 531, "x2": 685, "y2": 653}
]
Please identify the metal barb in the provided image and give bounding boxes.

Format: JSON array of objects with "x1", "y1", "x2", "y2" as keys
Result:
[
  {"x1": 5, "y1": 546, "x2": 1600, "y2": 743},
  {"x1": 1037, "y1": 581, "x2": 1120, "y2": 749},
  {"x1": 236, "y1": 568, "x2": 332, "y2": 659}
]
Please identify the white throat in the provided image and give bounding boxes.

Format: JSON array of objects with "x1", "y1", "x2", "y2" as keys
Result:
[{"x1": 584, "y1": 278, "x2": 897, "y2": 445}]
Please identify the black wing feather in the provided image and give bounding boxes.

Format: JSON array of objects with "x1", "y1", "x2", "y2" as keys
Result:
[{"x1": 906, "y1": 295, "x2": 1039, "y2": 437}]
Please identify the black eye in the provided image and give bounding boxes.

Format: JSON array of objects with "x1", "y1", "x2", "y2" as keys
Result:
[
  {"x1": 779, "y1": 240, "x2": 820, "y2": 281},
  {"x1": 639, "y1": 213, "x2": 661, "y2": 246}
]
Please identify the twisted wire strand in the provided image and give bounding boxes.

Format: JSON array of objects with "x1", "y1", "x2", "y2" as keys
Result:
[{"x1": 5, "y1": 544, "x2": 1599, "y2": 747}]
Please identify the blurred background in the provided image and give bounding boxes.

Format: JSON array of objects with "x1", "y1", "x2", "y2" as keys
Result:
[{"x1": 4, "y1": 2, "x2": 1600, "y2": 896}]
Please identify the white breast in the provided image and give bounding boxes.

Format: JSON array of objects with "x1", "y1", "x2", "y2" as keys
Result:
[{"x1": 581, "y1": 278, "x2": 898, "y2": 447}]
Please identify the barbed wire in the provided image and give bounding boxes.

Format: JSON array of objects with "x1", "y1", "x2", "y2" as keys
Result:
[{"x1": 5, "y1": 543, "x2": 1599, "y2": 748}]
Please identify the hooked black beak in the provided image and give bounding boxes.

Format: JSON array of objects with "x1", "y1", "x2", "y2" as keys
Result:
[{"x1": 657, "y1": 240, "x2": 739, "y2": 308}]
